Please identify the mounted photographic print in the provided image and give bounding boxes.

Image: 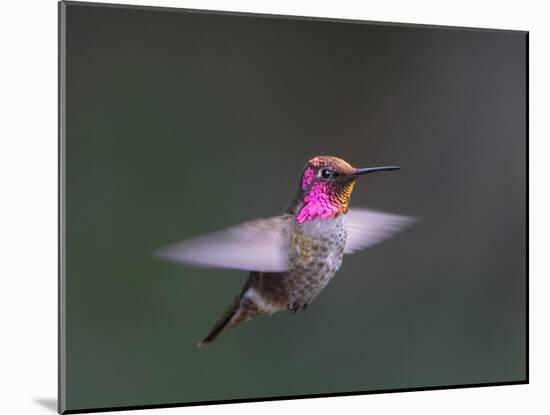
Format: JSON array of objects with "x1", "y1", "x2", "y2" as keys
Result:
[{"x1": 58, "y1": 1, "x2": 528, "y2": 413}]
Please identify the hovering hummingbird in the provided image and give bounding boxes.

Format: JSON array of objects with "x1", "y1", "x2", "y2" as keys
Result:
[{"x1": 157, "y1": 156, "x2": 416, "y2": 346}]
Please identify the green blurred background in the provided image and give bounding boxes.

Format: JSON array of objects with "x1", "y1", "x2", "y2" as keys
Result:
[{"x1": 62, "y1": 2, "x2": 526, "y2": 411}]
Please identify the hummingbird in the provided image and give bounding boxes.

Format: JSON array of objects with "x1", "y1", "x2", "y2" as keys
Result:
[{"x1": 157, "y1": 156, "x2": 416, "y2": 346}]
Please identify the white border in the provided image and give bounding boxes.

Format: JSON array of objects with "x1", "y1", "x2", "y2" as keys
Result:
[{"x1": 1, "y1": 1, "x2": 543, "y2": 414}]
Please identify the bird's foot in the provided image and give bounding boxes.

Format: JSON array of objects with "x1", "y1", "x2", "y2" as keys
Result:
[
  {"x1": 287, "y1": 302, "x2": 309, "y2": 313},
  {"x1": 287, "y1": 303, "x2": 301, "y2": 313}
]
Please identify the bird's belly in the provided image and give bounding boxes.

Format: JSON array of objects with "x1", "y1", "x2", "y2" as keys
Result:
[
  {"x1": 285, "y1": 218, "x2": 346, "y2": 306},
  {"x1": 285, "y1": 254, "x2": 343, "y2": 306}
]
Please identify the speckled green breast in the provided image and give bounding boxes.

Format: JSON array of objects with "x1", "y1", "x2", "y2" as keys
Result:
[{"x1": 284, "y1": 215, "x2": 347, "y2": 308}]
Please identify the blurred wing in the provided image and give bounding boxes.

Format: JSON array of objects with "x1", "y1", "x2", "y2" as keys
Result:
[
  {"x1": 155, "y1": 216, "x2": 291, "y2": 272},
  {"x1": 344, "y1": 208, "x2": 418, "y2": 254}
]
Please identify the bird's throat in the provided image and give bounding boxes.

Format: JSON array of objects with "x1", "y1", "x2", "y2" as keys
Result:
[{"x1": 296, "y1": 181, "x2": 355, "y2": 223}]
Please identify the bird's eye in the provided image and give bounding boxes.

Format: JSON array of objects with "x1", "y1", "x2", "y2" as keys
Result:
[{"x1": 320, "y1": 169, "x2": 338, "y2": 179}]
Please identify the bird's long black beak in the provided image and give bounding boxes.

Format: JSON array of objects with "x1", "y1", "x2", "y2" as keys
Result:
[{"x1": 353, "y1": 166, "x2": 401, "y2": 176}]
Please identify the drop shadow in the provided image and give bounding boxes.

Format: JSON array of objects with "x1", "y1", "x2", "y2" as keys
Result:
[{"x1": 34, "y1": 398, "x2": 57, "y2": 413}]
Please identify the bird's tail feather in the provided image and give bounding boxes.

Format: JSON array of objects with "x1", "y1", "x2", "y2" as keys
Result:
[
  {"x1": 198, "y1": 298, "x2": 239, "y2": 347},
  {"x1": 198, "y1": 293, "x2": 263, "y2": 347}
]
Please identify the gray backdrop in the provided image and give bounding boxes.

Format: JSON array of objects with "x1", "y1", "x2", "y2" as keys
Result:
[{"x1": 62, "y1": 2, "x2": 527, "y2": 411}]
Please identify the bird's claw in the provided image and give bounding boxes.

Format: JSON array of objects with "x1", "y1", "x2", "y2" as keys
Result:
[
  {"x1": 287, "y1": 302, "x2": 309, "y2": 313},
  {"x1": 287, "y1": 303, "x2": 300, "y2": 313}
]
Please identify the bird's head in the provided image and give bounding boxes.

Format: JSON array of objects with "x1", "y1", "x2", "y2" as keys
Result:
[{"x1": 296, "y1": 155, "x2": 400, "y2": 223}]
